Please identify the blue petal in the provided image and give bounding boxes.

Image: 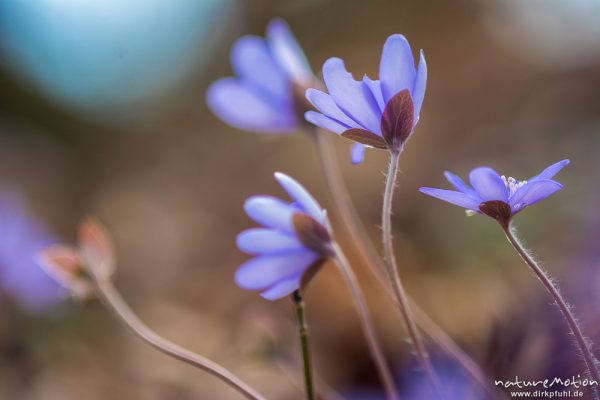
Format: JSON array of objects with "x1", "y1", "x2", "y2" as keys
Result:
[
  {"x1": 351, "y1": 143, "x2": 366, "y2": 165},
  {"x1": 444, "y1": 171, "x2": 479, "y2": 199},
  {"x1": 322, "y1": 58, "x2": 382, "y2": 135},
  {"x1": 304, "y1": 111, "x2": 349, "y2": 134},
  {"x1": 260, "y1": 273, "x2": 303, "y2": 300},
  {"x1": 379, "y1": 34, "x2": 416, "y2": 103},
  {"x1": 305, "y1": 88, "x2": 356, "y2": 126},
  {"x1": 528, "y1": 159, "x2": 570, "y2": 182},
  {"x1": 362, "y1": 76, "x2": 386, "y2": 112},
  {"x1": 412, "y1": 50, "x2": 427, "y2": 121},
  {"x1": 237, "y1": 228, "x2": 304, "y2": 254},
  {"x1": 469, "y1": 167, "x2": 509, "y2": 202},
  {"x1": 419, "y1": 187, "x2": 481, "y2": 210},
  {"x1": 206, "y1": 79, "x2": 296, "y2": 133},
  {"x1": 266, "y1": 19, "x2": 312, "y2": 83},
  {"x1": 274, "y1": 173, "x2": 325, "y2": 223},
  {"x1": 235, "y1": 251, "x2": 318, "y2": 290},
  {"x1": 244, "y1": 196, "x2": 295, "y2": 232},
  {"x1": 509, "y1": 180, "x2": 563, "y2": 212},
  {"x1": 231, "y1": 36, "x2": 288, "y2": 100}
]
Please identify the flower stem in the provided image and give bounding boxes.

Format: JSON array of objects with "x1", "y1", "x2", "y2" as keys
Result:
[
  {"x1": 503, "y1": 225, "x2": 600, "y2": 398},
  {"x1": 93, "y1": 277, "x2": 268, "y2": 400},
  {"x1": 383, "y1": 150, "x2": 440, "y2": 397},
  {"x1": 310, "y1": 129, "x2": 492, "y2": 395},
  {"x1": 292, "y1": 291, "x2": 315, "y2": 400},
  {"x1": 331, "y1": 242, "x2": 399, "y2": 400},
  {"x1": 311, "y1": 129, "x2": 389, "y2": 281}
]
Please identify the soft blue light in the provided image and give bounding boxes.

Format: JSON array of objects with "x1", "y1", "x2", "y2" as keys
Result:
[{"x1": 0, "y1": 0, "x2": 233, "y2": 113}]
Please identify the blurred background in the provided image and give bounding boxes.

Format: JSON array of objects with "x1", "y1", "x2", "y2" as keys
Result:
[{"x1": 1, "y1": 0, "x2": 599, "y2": 398}]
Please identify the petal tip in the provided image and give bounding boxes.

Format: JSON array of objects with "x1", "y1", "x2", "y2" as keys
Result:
[
  {"x1": 231, "y1": 35, "x2": 264, "y2": 60},
  {"x1": 418, "y1": 49, "x2": 427, "y2": 65},
  {"x1": 323, "y1": 57, "x2": 345, "y2": 71},
  {"x1": 350, "y1": 144, "x2": 365, "y2": 165},
  {"x1": 304, "y1": 87, "x2": 320, "y2": 102},
  {"x1": 273, "y1": 171, "x2": 288, "y2": 183},
  {"x1": 259, "y1": 292, "x2": 277, "y2": 301},
  {"x1": 385, "y1": 33, "x2": 409, "y2": 45},
  {"x1": 303, "y1": 110, "x2": 319, "y2": 123},
  {"x1": 243, "y1": 196, "x2": 264, "y2": 214},
  {"x1": 235, "y1": 231, "x2": 248, "y2": 252},
  {"x1": 233, "y1": 268, "x2": 249, "y2": 289},
  {"x1": 267, "y1": 18, "x2": 288, "y2": 32},
  {"x1": 205, "y1": 78, "x2": 229, "y2": 104}
]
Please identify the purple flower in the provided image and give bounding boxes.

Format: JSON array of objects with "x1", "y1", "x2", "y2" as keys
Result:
[
  {"x1": 0, "y1": 192, "x2": 64, "y2": 311},
  {"x1": 343, "y1": 356, "x2": 484, "y2": 400},
  {"x1": 419, "y1": 159, "x2": 569, "y2": 227},
  {"x1": 304, "y1": 34, "x2": 427, "y2": 164},
  {"x1": 235, "y1": 173, "x2": 331, "y2": 300},
  {"x1": 206, "y1": 19, "x2": 313, "y2": 134}
]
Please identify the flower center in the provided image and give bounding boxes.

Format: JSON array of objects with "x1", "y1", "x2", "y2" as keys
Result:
[{"x1": 501, "y1": 175, "x2": 527, "y2": 197}]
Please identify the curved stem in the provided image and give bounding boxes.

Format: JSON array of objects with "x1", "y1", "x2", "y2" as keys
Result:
[
  {"x1": 382, "y1": 150, "x2": 440, "y2": 397},
  {"x1": 331, "y1": 242, "x2": 399, "y2": 400},
  {"x1": 93, "y1": 277, "x2": 268, "y2": 400},
  {"x1": 310, "y1": 129, "x2": 492, "y2": 395},
  {"x1": 503, "y1": 225, "x2": 600, "y2": 398},
  {"x1": 292, "y1": 291, "x2": 315, "y2": 400}
]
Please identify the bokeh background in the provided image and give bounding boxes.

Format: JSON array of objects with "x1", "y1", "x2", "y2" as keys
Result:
[{"x1": 1, "y1": 0, "x2": 600, "y2": 398}]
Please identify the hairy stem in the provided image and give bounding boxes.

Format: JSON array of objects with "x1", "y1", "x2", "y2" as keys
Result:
[
  {"x1": 382, "y1": 150, "x2": 440, "y2": 397},
  {"x1": 292, "y1": 291, "x2": 315, "y2": 400},
  {"x1": 93, "y1": 277, "x2": 268, "y2": 400},
  {"x1": 503, "y1": 225, "x2": 600, "y2": 398},
  {"x1": 331, "y1": 242, "x2": 399, "y2": 400},
  {"x1": 310, "y1": 129, "x2": 492, "y2": 394}
]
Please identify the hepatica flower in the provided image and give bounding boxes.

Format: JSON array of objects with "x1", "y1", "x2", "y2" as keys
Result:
[
  {"x1": 207, "y1": 19, "x2": 313, "y2": 133},
  {"x1": 236, "y1": 173, "x2": 332, "y2": 300},
  {"x1": 304, "y1": 34, "x2": 427, "y2": 164},
  {"x1": 419, "y1": 159, "x2": 569, "y2": 227},
  {"x1": 0, "y1": 192, "x2": 63, "y2": 311}
]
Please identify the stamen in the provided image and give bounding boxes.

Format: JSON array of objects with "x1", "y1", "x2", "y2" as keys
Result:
[{"x1": 501, "y1": 175, "x2": 527, "y2": 197}]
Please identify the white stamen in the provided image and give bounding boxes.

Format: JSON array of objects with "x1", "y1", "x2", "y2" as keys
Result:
[{"x1": 501, "y1": 175, "x2": 527, "y2": 197}]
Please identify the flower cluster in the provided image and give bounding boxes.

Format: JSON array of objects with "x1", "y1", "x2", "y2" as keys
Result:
[
  {"x1": 207, "y1": 20, "x2": 427, "y2": 165},
  {"x1": 34, "y1": 15, "x2": 582, "y2": 400},
  {"x1": 209, "y1": 21, "x2": 571, "y2": 302}
]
